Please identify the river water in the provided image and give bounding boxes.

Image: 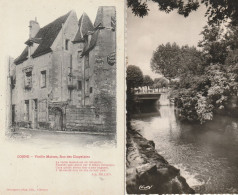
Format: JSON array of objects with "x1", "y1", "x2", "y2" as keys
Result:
[{"x1": 131, "y1": 93, "x2": 238, "y2": 193}]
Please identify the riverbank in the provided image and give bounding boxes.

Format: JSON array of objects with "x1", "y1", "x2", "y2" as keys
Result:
[{"x1": 126, "y1": 124, "x2": 195, "y2": 194}]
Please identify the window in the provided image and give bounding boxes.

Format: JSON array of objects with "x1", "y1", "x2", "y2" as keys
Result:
[
  {"x1": 65, "y1": 39, "x2": 69, "y2": 50},
  {"x1": 69, "y1": 90, "x2": 72, "y2": 101},
  {"x1": 77, "y1": 50, "x2": 82, "y2": 62},
  {"x1": 77, "y1": 80, "x2": 82, "y2": 91},
  {"x1": 11, "y1": 76, "x2": 16, "y2": 89},
  {"x1": 33, "y1": 99, "x2": 38, "y2": 110},
  {"x1": 85, "y1": 79, "x2": 89, "y2": 94},
  {"x1": 68, "y1": 55, "x2": 73, "y2": 86},
  {"x1": 90, "y1": 87, "x2": 93, "y2": 93},
  {"x1": 25, "y1": 100, "x2": 29, "y2": 121},
  {"x1": 40, "y1": 70, "x2": 46, "y2": 88},
  {"x1": 25, "y1": 71, "x2": 32, "y2": 89},
  {"x1": 85, "y1": 54, "x2": 89, "y2": 68}
]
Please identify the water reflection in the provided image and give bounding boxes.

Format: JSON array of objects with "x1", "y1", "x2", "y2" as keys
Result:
[{"x1": 131, "y1": 93, "x2": 238, "y2": 193}]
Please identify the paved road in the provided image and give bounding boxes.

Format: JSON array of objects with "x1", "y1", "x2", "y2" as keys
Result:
[{"x1": 8, "y1": 128, "x2": 116, "y2": 149}]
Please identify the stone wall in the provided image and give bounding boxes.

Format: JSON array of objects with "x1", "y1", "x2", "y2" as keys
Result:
[
  {"x1": 65, "y1": 106, "x2": 104, "y2": 132},
  {"x1": 90, "y1": 6, "x2": 117, "y2": 133},
  {"x1": 126, "y1": 127, "x2": 195, "y2": 194}
]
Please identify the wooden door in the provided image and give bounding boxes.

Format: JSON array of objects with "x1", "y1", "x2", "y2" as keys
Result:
[{"x1": 54, "y1": 108, "x2": 63, "y2": 131}]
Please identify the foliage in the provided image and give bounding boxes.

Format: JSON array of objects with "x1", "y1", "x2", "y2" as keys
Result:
[
  {"x1": 171, "y1": 64, "x2": 238, "y2": 123},
  {"x1": 198, "y1": 25, "x2": 228, "y2": 64},
  {"x1": 151, "y1": 43, "x2": 204, "y2": 79},
  {"x1": 153, "y1": 77, "x2": 169, "y2": 88},
  {"x1": 196, "y1": 94, "x2": 213, "y2": 123},
  {"x1": 127, "y1": 0, "x2": 238, "y2": 25},
  {"x1": 126, "y1": 65, "x2": 145, "y2": 120},
  {"x1": 126, "y1": 65, "x2": 144, "y2": 88},
  {"x1": 143, "y1": 75, "x2": 154, "y2": 87},
  {"x1": 151, "y1": 23, "x2": 238, "y2": 124},
  {"x1": 173, "y1": 88, "x2": 199, "y2": 121}
]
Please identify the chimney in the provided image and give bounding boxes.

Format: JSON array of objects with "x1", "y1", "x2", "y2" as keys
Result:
[{"x1": 29, "y1": 18, "x2": 40, "y2": 38}]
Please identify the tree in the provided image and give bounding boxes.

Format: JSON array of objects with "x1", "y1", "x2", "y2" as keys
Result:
[
  {"x1": 126, "y1": 65, "x2": 144, "y2": 89},
  {"x1": 127, "y1": 0, "x2": 199, "y2": 18},
  {"x1": 126, "y1": 65, "x2": 144, "y2": 120},
  {"x1": 151, "y1": 43, "x2": 181, "y2": 79},
  {"x1": 151, "y1": 42, "x2": 204, "y2": 79},
  {"x1": 198, "y1": 25, "x2": 228, "y2": 64},
  {"x1": 153, "y1": 77, "x2": 169, "y2": 88},
  {"x1": 143, "y1": 75, "x2": 154, "y2": 87},
  {"x1": 127, "y1": 0, "x2": 238, "y2": 25}
]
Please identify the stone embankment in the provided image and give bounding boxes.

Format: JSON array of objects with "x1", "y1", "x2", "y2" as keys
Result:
[{"x1": 126, "y1": 126, "x2": 195, "y2": 194}]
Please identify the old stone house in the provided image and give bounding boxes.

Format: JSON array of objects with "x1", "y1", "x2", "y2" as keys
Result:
[{"x1": 9, "y1": 7, "x2": 116, "y2": 133}]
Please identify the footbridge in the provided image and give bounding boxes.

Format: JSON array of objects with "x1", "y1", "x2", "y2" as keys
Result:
[{"x1": 134, "y1": 93, "x2": 162, "y2": 101}]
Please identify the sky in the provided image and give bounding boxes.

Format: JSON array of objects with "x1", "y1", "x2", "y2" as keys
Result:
[
  {"x1": 127, "y1": 1, "x2": 208, "y2": 79},
  {"x1": 0, "y1": 0, "x2": 104, "y2": 59}
]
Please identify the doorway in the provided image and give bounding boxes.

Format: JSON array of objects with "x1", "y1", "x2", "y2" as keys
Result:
[{"x1": 53, "y1": 108, "x2": 63, "y2": 131}]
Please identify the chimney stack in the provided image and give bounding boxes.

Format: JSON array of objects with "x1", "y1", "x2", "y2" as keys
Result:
[{"x1": 29, "y1": 18, "x2": 40, "y2": 38}]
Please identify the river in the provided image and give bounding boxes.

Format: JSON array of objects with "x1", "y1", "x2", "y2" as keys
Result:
[{"x1": 131, "y1": 93, "x2": 238, "y2": 193}]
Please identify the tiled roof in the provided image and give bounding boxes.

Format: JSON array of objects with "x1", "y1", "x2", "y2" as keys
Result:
[
  {"x1": 14, "y1": 47, "x2": 28, "y2": 65},
  {"x1": 73, "y1": 12, "x2": 98, "y2": 55},
  {"x1": 15, "y1": 11, "x2": 71, "y2": 65},
  {"x1": 81, "y1": 13, "x2": 94, "y2": 36},
  {"x1": 32, "y1": 11, "x2": 71, "y2": 58},
  {"x1": 72, "y1": 15, "x2": 84, "y2": 43},
  {"x1": 73, "y1": 13, "x2": 94, "y2": 43}
]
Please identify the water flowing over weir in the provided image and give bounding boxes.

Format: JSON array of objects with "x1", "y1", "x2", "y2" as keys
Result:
[
  {"x1": 158, "y1": 93, "x2": 171, "y2": 106},
  {"x1": 131, "y1": 93, "x2": 238, "y2": 193}
]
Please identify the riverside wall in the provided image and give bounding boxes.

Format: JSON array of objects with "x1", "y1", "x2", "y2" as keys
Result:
[{"x1": 126, "y1": 125, "x2": 195, "y2": 194}]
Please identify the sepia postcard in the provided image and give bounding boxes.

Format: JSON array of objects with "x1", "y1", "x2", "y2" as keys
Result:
[
  {"x1": 126, "y1": 0, "x2": 238, "y2": 194},
  {"x1": 0, "y1": 0, "x2": 124, "y2": 194},
  {"x1": 1, "y1": 0, "x2": 238, "y2": 194}
]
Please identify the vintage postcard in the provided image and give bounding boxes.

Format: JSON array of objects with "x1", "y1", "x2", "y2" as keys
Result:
[
  {"x1": 126, "y1": 0, "x2": 238, "y2": 194},
  {"x1": 0, "y1": 0, "x2": 124, "y2": 194}
]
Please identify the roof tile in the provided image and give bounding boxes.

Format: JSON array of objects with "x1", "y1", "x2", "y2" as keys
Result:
[
  {"x1": 15, "y1": 11, "x2": 71, "y2": 64},
  {"x1": 73, "y1": 13, "x2": 94, "y2": 43}
]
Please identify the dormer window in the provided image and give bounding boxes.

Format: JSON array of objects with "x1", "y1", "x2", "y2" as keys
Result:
[{"x1": 65, "y1": 39, "x2": 69, "y2": 50}]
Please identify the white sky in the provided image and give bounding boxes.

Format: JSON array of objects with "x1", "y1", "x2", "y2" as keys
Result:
[
  {"x1": 127, "y1": 1, "x2": 208, "y2": 79},
  {"x1": 0, "y1": 0, "x2": 106, "y2": 59}
]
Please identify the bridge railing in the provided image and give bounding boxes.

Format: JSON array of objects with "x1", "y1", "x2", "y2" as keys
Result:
[{"x1": 134, "y1": 87, "x2": 169, "y2": 94}]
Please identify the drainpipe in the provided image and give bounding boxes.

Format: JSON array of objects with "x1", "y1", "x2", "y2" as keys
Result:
[
  {"x1": 61, "y1": 23, "x2": 64, "y2": 102},
  {"x1": 83, "y1": 52, "x2": 85, "y2": 106}
]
